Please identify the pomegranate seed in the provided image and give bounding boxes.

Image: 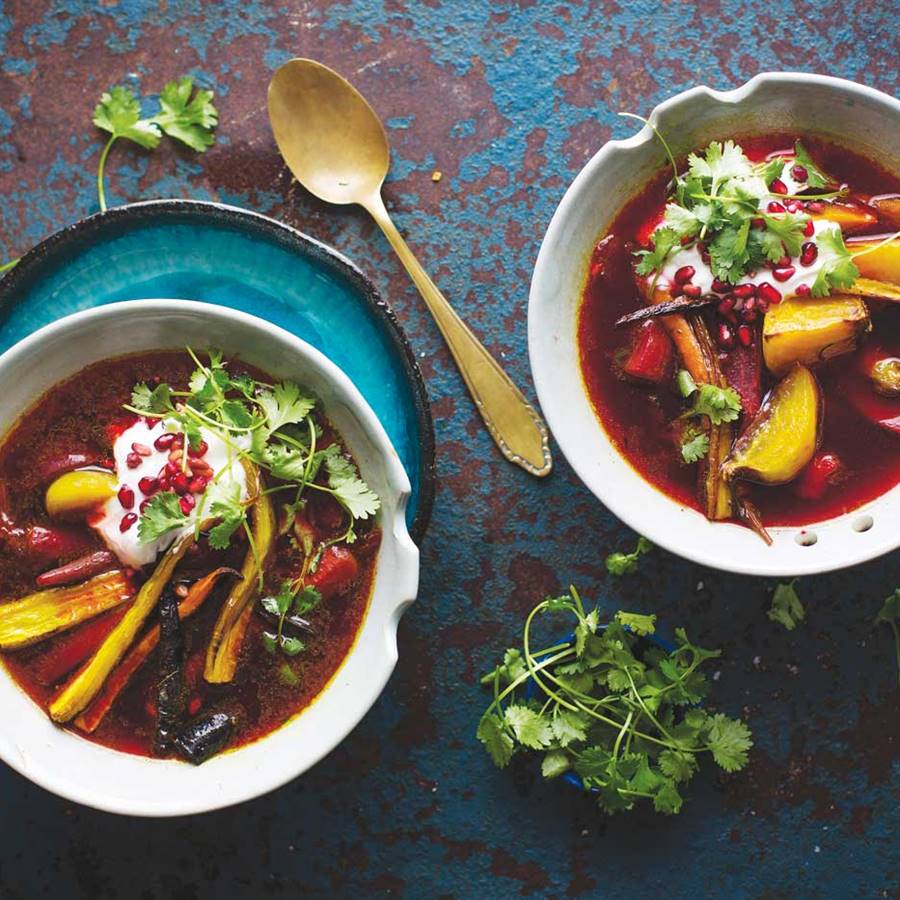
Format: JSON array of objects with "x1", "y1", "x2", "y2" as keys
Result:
[
  {"x1": 737, "y1": 324, "x2": 753, "y2": 347},
  {"x1": 120, "y1": 513, "x2": 138, "y2": 533},
  {"x1": 168, "y1": 449, "x2": 183, "y2": 464},
  {"x1": 800, "y1": 242, "x2": 818, "y2": 266},
  {"x1": 717, "y1": 322, "x2": 735, "y2": 349},
  {"x1": 751, "y1": 217, "x2": 766, "y2": 229},
  {"x1": 770, "y1": 178, "x2": 788, "y2": 195},
  {"x1": 756, "y1": 296, "x2": 770, "y2": 313},
  {"x1": 806, "y1": 200, "x2": 825, "y2": 213},
  {"x1": 766, "y1": 201, "x2": 786, "y2": 214},
  {"x1": 131, "y1": 442, "x2": 152, "y2": 457},
  {"x1": 118, "y1": 486, "x2": 135, "y2": 509},
  {"x1": 711, "y1": 277, "x2": 732, "y2": 294},
  {"x1": 188, "y1": 476, "x2": 208, "y2": 493},
  {"x1": 673, "y1": 265, "x2": 695, "y2": 285},
  {"x1": 158, "y1": 476, "x2": 171, "y2": 491},
  {"x1": 717, "y1": 297, "x2": 735, "y2": 317},
  {"x1": 172, "y1": 472, "x2": 189, "y2": 495},
  {"x1": 795, "y1": 283, "x2": 811, "y2": 297},
  {"x1": 733, "y1": 283, "x2": 756, "y2": 299},
  {"x1": 696, "y1": 242, "x2": 706, "y2": 253},
  {"x1": 803, "y1": 219, "x2": 815, "y2": 237},
  {"x1": 138, "y1": 476, "x2": 159, "y2": 495},
  {"x1": 775, "y1": 255, "x2": 791, "y2": 268},
  {"x1": 791, "y1": 164, "x2": 808, "y2": 182},
  {"x1": 785, "y1": 201, "x2": 802, "y2": 214},
  {"x1": 682, "y1": 283, "x2": 702, "y2": 298},
  {"x1": 154, "y1": 432, "x2": 176, "y2": 450},
  {"x1": 757, "y1": 282, "x2": 782, "y2": 305},
  {"x1": 187, "y1": 440, "x2": 209, "y2": 458},
  {"x1": 187, "y1": 458, "x2": 209, "y2": 473},
  {"x1": 179, "y1": 494, "x2": 196, "y2": 515},
  {"x1": 793, "y1": 451, "x2": 842, "y2": 500},
  {"x1": 165, "y1": 461, "x2": 179, "y2": 476},
  {"x1": 773, "y1": 266, "x2": 796, "y2": 282},
  {"x1": 700, "y1": 250, "x2": 711, "y2": 264},
  {"x1": 139, "y1": 498, "x2": 152, "y2": 514},
  {"x1": 669, "y1": 282, "x2": 683, "y2": 298},
  {"x1": 126, "y1": 452, "x2": 142, "y2": 469}
]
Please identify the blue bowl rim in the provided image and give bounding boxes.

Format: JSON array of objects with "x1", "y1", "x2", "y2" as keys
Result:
[{"x1": 0, "y1": 197, "x2": 436, "y2": 542}]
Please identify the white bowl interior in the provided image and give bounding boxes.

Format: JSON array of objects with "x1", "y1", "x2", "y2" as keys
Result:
[
  {"x1": 0, "y1": 300, "x2": 418, "y2": 815},
  {"x1": 530, "y1": 73, "x2": 900, "y2": 576}
]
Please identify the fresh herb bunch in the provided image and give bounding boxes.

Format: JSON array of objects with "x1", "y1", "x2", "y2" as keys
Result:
[
  {"x1": 630, "y1": 123, "x2": 857, "y2": 295},
  {"x1": 93, "y1": 77, "x2": 218, "y2": 212},
  {"x1": 675, "y1": 369, "x2": 742, "y2": 462},
  {"x1": 477, "y1": 589, "x2": 752, "y2": 815},
  {"x1": 128, "y1": 348, "x2": 380, "y2": 550}
]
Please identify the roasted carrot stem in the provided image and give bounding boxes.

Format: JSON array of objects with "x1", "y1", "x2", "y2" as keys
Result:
[
  {"x1": 36, "y1": 550, "x2": 117, "y2": 588},
  {"x1": 75, "y1": 567, "x2": 240, "y2": 734},
  {"x1": 0, "y1": 570, "x2": 133, "y2": 650},
  {"x1": 49, "y1": 529, "x2": 195, "y2": 723},
  {"x1": 204, "y1": 465, "x2": 275, "y2": 684}
]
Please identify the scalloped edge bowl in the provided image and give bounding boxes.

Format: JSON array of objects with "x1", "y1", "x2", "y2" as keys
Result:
[
  {"x1": 0, "y1": 300, "x2": 419, "y2": 815},
  {"x1": 529, "y1": 72, "x2": 900, "y2": 577}
]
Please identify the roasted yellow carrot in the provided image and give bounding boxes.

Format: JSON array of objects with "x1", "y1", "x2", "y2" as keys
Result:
[{"x1": 0, "y1": 570, "x2": 133, "y2": 650}]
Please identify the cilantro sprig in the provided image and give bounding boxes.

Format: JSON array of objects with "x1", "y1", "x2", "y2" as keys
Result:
[
  {"x1": 127, "y1": 348, "x2": 380, "y2": 553},
  {"x1": 477, "y1": 589, "x2": 753, "y2": 815},
  {"x1": 261, "y1": 581, "x2": 322, "y2": 657},
  {"x1": 875, "y1": 590, "x2": 900, "y2": 686},
  {"x1": 677, "y1": 369, "x2": 742, "y2": 426},
  {"x1": 768, "y1": 580, "x2": 805, "y2": 631},
  {"x1": 93, "y1": 77, "x2": 218, "y2": 212},
  {"x1": 605, "y1": 536, "x2": 652, "y2": 576}
]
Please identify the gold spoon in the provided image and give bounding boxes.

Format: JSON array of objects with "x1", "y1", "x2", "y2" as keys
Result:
[{"x1": 267, "y1": 58, "x2": 552, "y2": 477}]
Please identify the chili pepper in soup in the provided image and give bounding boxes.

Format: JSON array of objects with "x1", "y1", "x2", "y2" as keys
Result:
[
  {"x1": 0, "y1": 350, "x2": 381, "y2": 762},
  {"x1": 578, "y1": 134, "x2": 900, "y2": 540}
]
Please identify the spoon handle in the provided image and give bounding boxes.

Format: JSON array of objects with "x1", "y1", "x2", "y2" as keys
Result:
[{"x1": 364, "y1": 193, "x2": 552, "y2": 477}]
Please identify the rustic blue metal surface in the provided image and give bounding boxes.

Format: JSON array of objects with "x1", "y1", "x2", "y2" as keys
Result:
[{"x1": 0, "y1": 1, "x2": 897, "y2": 897}]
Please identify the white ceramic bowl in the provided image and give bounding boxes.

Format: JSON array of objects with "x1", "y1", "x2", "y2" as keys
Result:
[
  {"x1": 530, "y1": 72, "x2": 900, "y2": 577},
  {"x1": 0, "y1": 300, "x2": 419, "y2": 815}
]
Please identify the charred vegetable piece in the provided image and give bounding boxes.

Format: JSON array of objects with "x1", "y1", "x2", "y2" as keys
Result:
[
  {"x1": 155, "y1": 588, "x2": 186, "y2": 754},
  {"x1": 309, "y1": 545, "x2": 360, "y2": 601},
  {"x1": 45, "y1": 470, "x2": 117, "y2": 519},
  {"x1": 37, "y1": 452, "x2": 96, "y2": 485},
  {"x1": 205, "y1": 464, "x2": 275, "y2": 683},
  {"x1": 847, "y1": 277, "x2": 900, "y2": 303},
  {"x1": 762, "y1": 295, "x2": 871, "y2": 376},
  {"x1": 173, "y1": 712, "x2": 234, "y2": 765},
  {"x1": 49, "y1": 528, "x2": 195, "y2": 723},
  {"x1": 720, "y1": 334, "x2": 764, "y2": 429},
  {"x1": 848, "y1": 238, "x2": 900, "y2": 284},
  {"x1": 870, "y1": 356, "x2": 900, "y2": 397},
  {"x1": 614, "y1": 293, "x2": 718, "y2": 327},
  {"x1": 0, "y1": 569, "x2": 133, "y2": 650},
  {"x1": 872, "y1": 196, "x2": 900, "y2": 228},
  {"x1": 76, "y1": 567, "x2": 240, "y2": 733},
  {"x1": 1, "y1": 522, "x2": 97, "y2": 563},
  {"x1": 812, "y1": 202, "x2": 878, "y2": 234},
  {"x1": 722, "y1": 364, "x2": 823, "y2": 485},
  {"x1": 622, "y1": 320, "x2": 674, "y2": 384},
  {"x1": 36, "y1": 550, "x2": 117, "y2": 588}
]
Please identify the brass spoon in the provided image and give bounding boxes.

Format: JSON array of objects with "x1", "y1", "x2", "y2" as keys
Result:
[{"x1": 267, "y1": 58, "x2": 552, "y2": 477}]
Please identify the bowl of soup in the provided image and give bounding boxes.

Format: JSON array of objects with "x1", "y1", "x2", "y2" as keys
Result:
[
  {"x1": 529, "y1": 73, "x2": 900, "y2": 576},
  {"x1": 0, "y1": 300, "x2": 419, "y2": 814}
]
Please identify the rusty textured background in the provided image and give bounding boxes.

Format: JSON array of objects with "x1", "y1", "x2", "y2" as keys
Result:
[{"x1": 0, "y1": 1, "x2": 899, "y2": 897}]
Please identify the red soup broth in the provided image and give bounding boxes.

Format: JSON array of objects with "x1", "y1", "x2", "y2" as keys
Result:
[
  {"x1": 0, "y1": 352, "x2": 379, "y2": 757},
  {"x1": 577, "y1": 135, "x2": 900, "y2": 526}
]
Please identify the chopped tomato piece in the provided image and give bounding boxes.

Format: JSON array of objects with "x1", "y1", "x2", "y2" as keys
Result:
[{"x1": 622, "y1": 320, "x2": 674, "y2": 384}]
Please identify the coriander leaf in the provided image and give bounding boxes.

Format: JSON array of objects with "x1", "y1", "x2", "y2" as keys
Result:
[
  {"x1": 280, "y1": 636, "x2": 305, "y2": 656},
  {"x1": 262, "y1": 631, "x2": 278, "y2": 655},
  {"x1": 605, "y1": 536, "x2": 652, "y2": 576},
  {"x1": 709, "y1": 219, "x2": 751, "y2": 283},
  {"x1": 279, "y1": 663, "x2": 299, "y2": 686},
  {"x1": 550, "y1": 708, "x2": 588, "y2": 747},
  {"x1": 93, "y1": 86, "x2": 161, "y2": 149},
  {"x1": 658, "y1": 749, "x2": 698, "y2": 783},
  {"x1": 762, "y1": 211, "x2": 809, "y2": 258},
  {"x1": 768, "y1": 580, "x2": 805, "y2": 631},
  {"x1": 150, "y1": 77, "x2": 218, "y2": 152},
  {"x1": 573, "y1": 746, "x2": 612, "y2": 779},
  {"x1": 477, "y1": 714, "x2": 514, "y2": 768},
  {"x1": 705, "y1": 713, "x2": 752, "y2": 772},
  {"x1": 653, "y1": 780, "x2": 683, "y2": 815},
  {"x1": 676, "y1": 369, "x2": 697, "y2": 399},
  {"x1": 874, "y1": 589, "x2": 900, "y2": 686},
  {"x1": 258, "y1": 381, "x2": 316, "y2": 435},
  {"x1": 138, "y1": 491, "x2": 188, "y2": 543},
  {"x1": 793, "y1": 141, "x2": 827, "y2": 189},
  {"x1": 261, "y1": 442, "x2": 309, "y2": 482},
  {"x1": 686, "y1": 383, "x2": 742, "y2": 425},
  {"x1": 261, "y1": 580, "x2": 294, "y2": 618},
  {"x1": 325, "y1": 452, "x2": 380, "y2": 520},
  {"x1": 208, "y1": 484, "x2": 246, "y2": 550},
  {"x1": 680, "y1": 430, "x2": 709, "y2": 463},
  {"x1": 663, "y1": 203, "x2": 701, "y2": 239},
  {"x1": 541, "y1": 749, "x2": 570, "y2": 779},
  {"x1": 811, "y1": 226, "x2": 860, "y2": 297},
  {"x1": 130, "y1": 381, "x2": 172, "y2": 414},
  {"x1": 220, "y1": 400, "x2": 254, "y2": 429},
  {"x1": 758, "y1": 156, "x2": 787, "y2": 186},
  {"x1": 634, "y1": 227, "x2": 680, "y2": 276},
  {"x1": 293, "y1": 585, "x2": 322, "y2": 616},
  {"x1": 616, "y1": 611, "x2": 656, "y2": 636},
  {"x1": 504, "y1": 705, "x2": 553, "y2": 750},
  {"x1": 480, "y1": 647, "x2": 528, "y2": 687}
]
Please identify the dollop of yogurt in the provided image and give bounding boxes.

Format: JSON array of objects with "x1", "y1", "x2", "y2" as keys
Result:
[{"x1": 92, "y1": 419, "x2": 249, "y2": 568}]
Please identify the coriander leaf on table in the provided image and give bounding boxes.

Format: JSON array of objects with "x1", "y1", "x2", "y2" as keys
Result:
[
  {"x1": 138, "y1": 491, "x2": 188, "y2": 543},
  {"x1": 477, "y1": 714, "x2": 514, "y2": 768},
  {"x1": 768, "y1": 580, "x2": 805, "y2": 631},
  {"x1": 704, "y1": 713, "x2": 753, "y2": 772},
  {"x1": 93, "y1": 86, "x2": 162, "y2": 149},
  {"x1": 605, "y1": 536, "x2": 652, "y2": 576},
  {"x1": 875, "y1": 589, "x2": 900, "y2": 686},
  {"x1": 151, "y1": 77, "x2": 219, "y2": 152},
  {"x1": 615, "y1": 611, "x2": 656, "y2": 636}
]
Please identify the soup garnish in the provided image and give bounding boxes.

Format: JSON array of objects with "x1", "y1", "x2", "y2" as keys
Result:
[
  {"x1": 579, "y1": 130, "x2": 900, "y2": 540},
  {"x1": 0, "y1": 350, "x2": 381, "y2": 762}
]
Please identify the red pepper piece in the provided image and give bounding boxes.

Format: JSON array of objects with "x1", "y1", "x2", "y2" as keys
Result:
[
  {"x1": 792, "y1": 452, "x2": 844, "y2": 500},
  {"x1": 622, "y1": 320, "x2": 674, "y2": 384},
  {"x1": 308, "y1": 546, "x2": 359, "y2": 600}
]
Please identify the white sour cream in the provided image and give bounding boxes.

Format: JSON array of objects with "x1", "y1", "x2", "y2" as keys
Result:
[{"x1": 92, "y1": 419, "x2": 249, "y2": 568}]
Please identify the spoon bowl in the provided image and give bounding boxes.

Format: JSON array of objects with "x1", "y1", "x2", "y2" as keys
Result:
[{"x1": 269, "y1": 60, "x2": 389, "y2": 205}]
